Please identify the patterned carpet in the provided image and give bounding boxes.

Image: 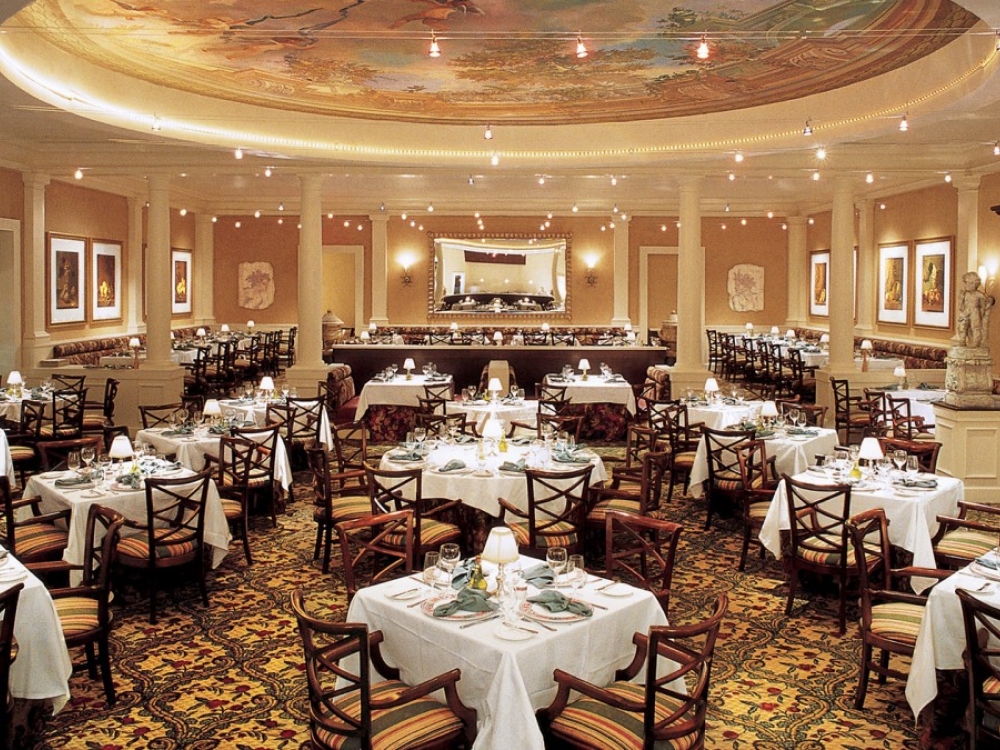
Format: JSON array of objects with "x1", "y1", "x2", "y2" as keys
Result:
[{"x1": 21, "y1": 453, "x2": 966, "y2": 749}]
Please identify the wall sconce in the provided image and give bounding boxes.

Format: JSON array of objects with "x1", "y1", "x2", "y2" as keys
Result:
[
  {"x1": 585, "y1": 265, "x2": 597, "y2": 286},
  {"x1": 402, "y1": 265, "x2": 412, "y2": 285}
]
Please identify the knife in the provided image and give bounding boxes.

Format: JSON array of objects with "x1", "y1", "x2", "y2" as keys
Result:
[{"x1": 459, "y1": 613, "x2": 501, "y2": 629}]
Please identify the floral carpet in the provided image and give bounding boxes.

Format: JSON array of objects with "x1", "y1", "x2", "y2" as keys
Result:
[{"x1": 22, "y1": 455, "x2": 965, "y2": 749}]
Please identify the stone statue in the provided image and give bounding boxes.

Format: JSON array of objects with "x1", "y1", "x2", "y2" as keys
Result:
[{"x1": 953, "y1": 271, "x2": 994, "y2": 350}]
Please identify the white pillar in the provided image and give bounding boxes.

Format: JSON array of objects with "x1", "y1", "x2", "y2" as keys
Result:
[
  {"x1": 294, "y1": 173, "x2": 325, "y2": 369},
  {"x1": 855, "y1": 198, "x2": 875, "y2": 335},
  {"x1": 195, "y1": 212, "x2": 215, "y2": 326},
  {"x1": 126, "y1": 195, "x2": 144, "y2": 333},
  {"x1": 785, "y1": 215, "x2": 808, "y2": 328},
  {"x1": 611, "y1": 216, "x2": 630, "y2": 327},
  {"x1": 145, "y1": 174, "x2": 174, "y2": 368},
  {"x1": 21, "y1": 173, "x2": 50, "y2": 367},
  {"x1": 370, "y1": 214, "x2": 389, "y2": 326},
  {"x1": 673, "y1": 177, "x2": 709, "y2": 389},
  {"x1": 828, "y1": 177, "x2": 856, "y2": 370},
  {"x1": 954, "y1": 173, "x2": 981, "y2": 274}
]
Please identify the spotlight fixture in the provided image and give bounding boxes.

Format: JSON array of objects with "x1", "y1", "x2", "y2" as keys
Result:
[
  {"x1": 468, "y1": 175, "x2": 475, "y2": 185},
  {"x1": 74, "y1": 168, "x2": 83, "y2": 180},
  {"x1": 815, "y1": 147, "x2": 826, "y2": 160},
  {"x1": 484, "y1": 124, "x2": 493, "y2": 140},
  {"x1": 234, "y1": 146, "x2": 243, "y2": 159},
  {"x1": 899, "y1": 114, "x2": 908, "y2": 132},
  {"x1": 538, "y1": 176, "x2": 546, "y2": 185},
  {"x1": 278, "y1": 201, "x2": 284, "y2": 211},
  {"x1": 994, "y1": 142, "x2": 1000, "y2": 156},
  {"x1": 151, "y1": 115, "x2": 161, "y2": 132},
  {"x1": 264, "y1": 166, "x2": 272, "y2": 177},
  {"x1": 944, "y1": 172, "x2": 952, "y2": 183},
  {"x1": 812, "y1": 171, "x2": 820, "y2": 181},
  {"x1": 766, "y1": 210, "x2": 774, "y2": 219},
  {"x1": 429, "y1": 31, "x2": 441, "y2": 58},
  {"x1": 576, "y1": 36, "x2": 588, "y2": 58},
  {"x1": 401, "y1": 265, "x2": 412, "y2": 285},
  {"x1": 254, "y1": 209, "x2": 261, "y2": 218},
  {"x1": 179, "y1": 208, "x2": 188, "y2": 217},
  {"x1": 728, "y1": 172, "x2": 735, "y2": 181},
  {"x1": 866, "y1": 172, "x2": 874, "y2": 184},
  {"x1": 613, "y1": 203, "x2": 619, "y2": 214},
  {"x1": 724, "y1": 203, "x2": 730, "y2": 212},
  {"x1": 235, "y1": 221, "x2": 242, "y2": 228},
  {"x1": 427, "y1": 203, "x2": 434, "y2": 212},
  {"x1": 212, "y1": 216, "x2": 218, "y2": 223},
  {"x1": 803, "y1": 119, "x2": 813, "y2": 136},
  {"x1": 610, "y1": 176, "x2": 617, "y2": 186},
  {"x1": 571, "y1": 203, "x2": 579, "y2": 213},
  {"x1": 696, "y1": 34, "x2": 709, "y2": 60},
  {"x1": 734, "y1": 151, "x2": 744, "y2": 163},
  {"x1": 490, "y1": 152, "x2": 499, "y2": 166}
]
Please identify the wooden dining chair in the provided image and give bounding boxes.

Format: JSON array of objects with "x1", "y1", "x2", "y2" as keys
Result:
[
  {"x1": 7, "y1": 399, "x2": 46, "y2": 486},
  {"x1": 36, "y1": 435, "x2": 104, "y2": 472},
  {"x1": 701, "y1": 425, "x2": 756, "y2": 530},
  {"x1": 307, "y1": 447, "x2": 373, "y2": 573},
  {"x1": 846, "y1": 508, "x2": 950, "y2": 709},
  {"x1": 603, "y1": 510, "x2": 683, "y2": 614},
  {"x1": 647, "y1": 399, "x2": 702, "y2": 501},
  {"x1": 499, "y1": 464, "x2": 593, "y2": 558},
  {"x1": 538, "y1": 593, "x2": 728, "y2": 749},
  {"x1": 283, "y1": 395, "x2": 325, "y2": 465},
  {"x1": 0, "y1": 475, "x2": 70, "y2": 564},
  {"x1": 734, "y1": 439, "x2": 779, "y2": 572},
  {"x1": 40, "y1": 387, "x2": 87, "y2": 440},
  {"x1": 290, "y1": 589, "x2": 477, "y2": 750},
  {"x1": 231, "y1": 422, "x2": 283, "y2": 524},
  {"x1": 830, "y1": 378, "x2": 869, "y2": 445},
  {"x1": 932, "y1": 500, "x2": 1000, "y2": 570},
  {"x1": 216, "y1": 435, "x2": 256, "y2": 565},
  {"x1": 956, "y1": 587, "x2": 1000, "y2": 750},
  {"x1": 0, "y1": 582, "x2": 23, "y2": 743},
  {"x1": 26, "y1": 504, "x2": 125, "y2": 705},
  {"x1": 337, "y1": 509, "x2": 414, "y2": 601},
  {"x1": 116, "y1": 470, "x2": 212, "y2": 624},
  {"x1": 588, "y1": 447, "x2": 669, "y2": 536},
  {"x1": 138, "y1": 402, "x2": 185, "y2": 429},
  {"x1": 878, "y1": 437, "x2": 941, "y2": 473}
]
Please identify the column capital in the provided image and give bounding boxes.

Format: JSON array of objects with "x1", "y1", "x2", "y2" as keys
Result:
[
  {"x1": 677, "y1": 175, "x2": 703, "y2": 195},
  {"x1": 952, "y1": 172, "x2": 982, "y2": 192},
  {"x1": 368, "y1": 213, "x2": 390, "y2": 224},
  {"x1": 22, "y1": 172, "x2": 50, "y2": 190}
]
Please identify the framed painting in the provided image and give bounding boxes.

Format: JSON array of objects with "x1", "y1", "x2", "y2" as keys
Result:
[
  {"x1": 877, "y1": 243, "x2": 909, "y2": 325},
  {"x1": 172, "y1": 249, "x2": 192, "y2": 315},
  {"x1": 809, "y1": 251, "x2": 829, "y2": 317},
  {"x1": 914, "y1": 237, "x2": 952, "y2": 328},
  {"x1": 91, "y1": 239, "x2": 122, "y2": 321},
  {"x1": 48, "y1": 233, "x2": 86, "y2": 325}
]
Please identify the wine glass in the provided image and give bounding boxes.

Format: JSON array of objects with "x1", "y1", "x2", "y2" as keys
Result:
[
  {"x1": 413, "y1": 427, "x2": 427, "y2": 452},
  {"x1": 546, "y1": 547, "x2": 568, "y2": 583},
  {"x1": 569, "y1": 554, "x2": 587, "y2": 590},
  {"x1": 80, "y1": 445, "x2": 96, "y2": 469},
  {"x1": 906, "y1": 455, "x2": 921, "y2": 476},
  {"x1": 892, "y1": 449, "x2": 908, "y2": 473},
  {"x1": 423, "y1": 551, "x2": 441, "y2": 591},
  {"x1": 438, "y1": 543, "x2": 461, "y2": 586},
  {"x1": 66, "y1": 450, "x2": 82, "y2": 474}
]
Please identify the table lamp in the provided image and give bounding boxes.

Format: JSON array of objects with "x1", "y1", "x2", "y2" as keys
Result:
[
  {"x1": 578, "y1": 358, "x2": 591, "y2": 381},
  {"x1": 403, "y1": 357, "x2": 416, "y2": 380},
  {"x1": 170, "y1": 331, "x2": 176, "y2": 341},
  {"x1": 860, "y1": 339, "x2": 873, "y2": 372},
  {"x1": 760, "y1": 400, "x2": 779, "y2": 427},
  {"x1": 770, "y1": 326, "x2": 780, "y2": 337},
  {"x1": 220, "y1": 323, "x2": 230, "y2": 334},
  {"x1": 785, "y1": 329, "x2": 796, "y2": 340},
  {"x1": 202, "y1": 398, "x2": 222, "y2": 424},
  {"x1": 488, "y1": 377, "x2": 503, "y2": 402},
  {"x1": 819, "y1": 332, "x2": 830, "y2": 350},
  {"x1": 6, "y1": 370, "x2": 22, "y2": 397},
  {"x1": 246, "y1": 320, "x2": 255, "y2": 332},
  {"x1": 493, "y1": 330, "x2": 503, "y2": 346},
  {"x1": 704, "y1": 377, "x2": 720, "y2": 401},
  {"x1": 360, "y1": 330, "x2": 371, "y2": 343},
  {"x1": 482, "y1": 526, "x2": 519, "y2": 601},
  {"x1": 196, "y1": 327, "x2": 207, "y2": 338},
  {"x1": 109, "y1": 434, "x2": 134, "y2": 464},
  {"x1": 129, "y1": 336, "x2": 142, "y2": 369},
  {"x1": 858, "y1": 437, "x2": 884, "y2": 469},
  {"x1": 369, "y1": 322, "x2": 378, "y2": 332},
  {"x1": 745, "y1": 322, "x2": 753, "y2": 336},
  {"x1": 894, "y1": 364, "x2": 908, "y2": 389},
  {"x1": 259, "y1": 375, "x2": 275, "y2": 400}
]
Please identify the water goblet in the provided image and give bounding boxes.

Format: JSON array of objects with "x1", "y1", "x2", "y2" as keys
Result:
[
  {"x1": 569, "y1": 554, "x2": 586, "y2": 590},
  {"x1": 80, "y1": 445, "x2": 96, "y2": 469},
  {"x1": 906, "y1": 455, "x2": 921, "y2": 476},
  {"x1": 438, "y1": 543, "x2": 461, "y2": 578},
  {"x1": 546, "y1": 547, "x2": 568, "y2": 583},
  {"x1": 413, "y1": 427, "x2": 427, "y2": 451},
  {"x1": 66, "y1": 450, "x2": 82, "y2": 474},
  {"x1": 892, "y1": 449, "x2": 908, "y2": 474},
  {"x1": 423, "y1": 551, "x2": 441, "y2": 591}
]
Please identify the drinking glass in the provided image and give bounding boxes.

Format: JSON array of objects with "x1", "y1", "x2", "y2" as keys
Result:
[
  {"x1": 66, "y1": 450, "x2": 82, "y2": 473},
  {"x1": 413, "y1": 427, "x2": 427, "y2": 451},
  {"x1": 516, "y1": 388, "x2": 525, "y2": 402},
  {"x1": 423, "y1": 551, "x2": 441, "y2": 590},
  {"x1": 906, "y1": 455, "x2": 921, "y2": 476},
  {"x1": 568, "y1": 554, "x2": 586, "y2": 590},
  {"x1": 80, "y1": 445, "x2": 96, "y2": 469},
  {"x1": 546, "y1": 547, "x2": 568, "y2": 581},
  {"x1": 892, "y1": 449, "x2": 908, "y2": 473},
  {"x1": 438, "y1": 543, "x2": 461, "y2": 580}
]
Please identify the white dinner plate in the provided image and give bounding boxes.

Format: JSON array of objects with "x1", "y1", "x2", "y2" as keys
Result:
[
  {"x1": 493, "y1": 622, "x2": 535, "y2": 641},
  {"x1": 472, "y1": 470, "x2": 493, "y2": 478},
  {"x1": 519, "y1": 600, "x2": 589, "y2": 623},
  {"x1": 599, "y1": 583, "x2": 633, "y2": 598},
  {"x1": 41, "y1": 471, "x2": 64, "y2": 480}
]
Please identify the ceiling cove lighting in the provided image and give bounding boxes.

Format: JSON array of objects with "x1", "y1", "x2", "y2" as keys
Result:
[
  {"x1": 575, "y1": 36, "x2": 588, "y2": 59},
  {"x1": 428, "y1": 31, "x2": 441, "y2": 58},
  {"x1": 803, "y1": 119, "x2": 813, "y2": 136},
  {"x1": 696, "y1": 35, "x2": 709, "y2": 60},
  {"x1": 899, "y1": 114, "x2": 908, "y2": 132}
]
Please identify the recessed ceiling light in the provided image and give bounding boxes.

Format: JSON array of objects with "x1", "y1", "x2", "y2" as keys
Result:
[
  {"x1": 734, "y1": 151, "x2": 744, "y2": 163},
  {"x1": 696, "y1": 34, "x2": 709, "y2": 60},
  {"x1": 429, "y1": 31, "x2": 441, "y2": 58},
  {"x1": 899, "y1": 114, "x2": 908, "y2": 132},
  {"x1": 483, "y1": 124, "x2": 493, "y2": 140}
]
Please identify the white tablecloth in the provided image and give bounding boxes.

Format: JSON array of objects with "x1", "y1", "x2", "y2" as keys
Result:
[
  {"x1": 685, "y1": 400, "x2": 762, "y2": 431},
  {"x1": 0, "y1": 430, "x2": 13, "y2": 481},
  {"x1": 452, "y1": 401, "x2": 538, "y2": 434},
  {"x1": 877, "y1": 388, "x2": 946, "y2": 425},
  {"x1": 544, "y1": 376, "x2": 636, "y2": 414},
  {"x1": 346, "y1": 569, "x2": 667, "y2": 749},
  {"x1": 355, "y1": 375, "x2": 455, "y2": 420},
  {"x1": 688, "y1": 428, "x2": 839, "y2": 499},
  {"x1": 136, "y1": 428, "x2": 294, "y2": 491},
  {"x1": 759, "y1": 472, "x2": 962, "y2": 591},
  {"x1": 23, "y1": 469, "x2": 232, "y2": 579},
  {"x1": 379, "y1": 442, "x2": 607, "y2": 518},
  {"x1": 6, "y1": 555, "x2": 73, "y2": 711},
  {"x1": 906, "y1": 566, "x2": 994, "y2": 719},
  {"x1": 219, "y1": 399, "x2": 334, "y2": 450}
]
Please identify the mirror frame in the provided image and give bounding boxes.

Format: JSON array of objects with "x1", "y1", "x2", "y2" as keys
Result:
[{"x1": 427, "y1": 232, "x2": 573, "y2": 320}]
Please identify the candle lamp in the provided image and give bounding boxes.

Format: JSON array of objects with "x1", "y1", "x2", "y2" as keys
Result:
[
  {"x1": 785, "y1": 329, "x2": 796, "y2": 340},
  {"x1": 745, "y1": 322, "x2": 753, "y2": 336},
  {"x1": 403, "y1": 357, "x2": 416, "y2": 380},
  {"x1": 246, "y1": 320, "x2": 255, "y2": 333},
  {"x1": 482, "y1": 526, "x2": 519, "y2": 609},
  {"x1": 893, "y1": 365, "x2": 908, "y2": 389},
  {"x1": 7, "y1": 370, "x2": 22, "y2": 397},
  {"x1": 129, "y1": 337, "x2": 142, "y2": 369},
  {"x1": 704, "y1": 377, "x2": 720, "y2": 402},
  {"x1": 488, "y1": 377, "x2": 503, "y2": 403},
  {"x1": 858, "y1": 437, "x2": 884, "y2": 478},
  {"x1": 760, "y1": 400, "x2": 779, "y2": 428},
  {"x1": 109, "y1": 434, "x2": 134, "y2": 464},
  {"x1": 860, "y1": 339, "x2": 873, "y2": 372},
  {"x1": 819, "y1": 333, "x2": 830, "y2": 351},
  {"x1": 259, "y1": 375, "x2": 275, "y2": 400},
  {"x1": 578, "y1": 358, "x2": 591, "y2": 381},
  {"x1": 493, "y1": 330, "x2": 503, "y2": 346},
  {"x1": 202, "y1": 398, "x2": 222, "y2": 425},
  {"x1": 770, "y1": 325, "x2": 780, "y2": 337},
  {"x1": 220, "y1": 323, "x2": 230, "y2": 334}
]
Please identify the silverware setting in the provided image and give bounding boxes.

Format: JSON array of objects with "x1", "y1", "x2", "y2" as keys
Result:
[
  {"x1": 503, "y1": 621, "x2": 538, "y2": 635},
  {"x1": 459, "y1": 613, "x2": 501, "y2": 629},
  {"x1": 390, "y1": 587, "x2": 420, "y2": 600}
]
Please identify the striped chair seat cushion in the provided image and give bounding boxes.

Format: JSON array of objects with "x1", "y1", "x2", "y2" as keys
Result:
[
  {"x1": 587, "y1": 497, "x2": 641, "y2": 524},
  {"x1": 118, "y1": 529, "x2": 199, "y2": 561},
  {"x1": 747, "y1": 501, "x2": 771, "y2": 522},
  {"x1": 38, "y1": 426, "x2": 80, "y2": 438},
  {"x1": 314, "y1": 678, "x2": 464, "y2": 750},
  {"x1": 15, "y1": 523, "x2": 69, "y2": 559},
  {"x1": 549, "y1": 680, "x2": 697, "y2": 750},
  {"x1": 81, "y1": 415, "x2": 109, "y2": 428},
  {"x1": 869, "y1": 601, "x2": 923, "y2": 645},
  {"x1": 712, "y1": 477, "x2": 742, "y2": 494},
  {"x1": 220, "y1": 498, "x2": 244, "y2": 520},
  {"x1": 984, "y1": 676, "x2": 1000, "y2": 695},
  {"x1": 796, "y1": 534, "x2": 878, "y2": 567},
  {"x1": 9, "y1": 445, "x2": 36, "y2": 461},
  {"x1": 673, "y1": 451, "x2": 697, "y2": 470},
  {"x1": 935, "y1": 528, "x2": 995, "y2": 562},
  {"x1": 54, "y1": 596, "x2": 104, "y2": 638},
  {"x1": 320, "y1": 495, "x2": 373, "y2": 524},
  {"x1": 219, "y1": 472, "x2": 272, "y2": 490},
  {"x1": 508, "y1": 521, "x2": 578, "y2": 549},
  {"x1": 385, "y1": 518, "x2": 459, "y2": 549}
]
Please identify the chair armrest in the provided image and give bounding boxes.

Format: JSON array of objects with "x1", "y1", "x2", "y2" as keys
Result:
[
  {"x1": 935, "y1": 516, "x2": 1000, "y2": 534},
  {"x1": 895, "y1": 566, "x2": 952, "y2": 582},
  {"x1": 496, "y1": 497, "x2": 526, "y2": 521}
]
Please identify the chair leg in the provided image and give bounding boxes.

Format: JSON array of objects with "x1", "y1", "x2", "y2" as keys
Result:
[
  {"x1": 98, "y1": 636, "x2": 117, "y2": 706},
  {"x1": 84, "y1": 642, "x2": 99, "y2": 680},
  {"x1": 322, "y1": 525, "x2": 333, "y2": 574},
  {"x1": 855, "y1": 642, "x2": 872, "y2": 709},
  {"x1": 785, "y1": 568, "x2": 799, "y2": 616},
  {"x1": 241, "y1": 517, "x2": 253, "y2": 565},
  {"x1": 739, "y1": 527, "x2": 751, "y2": 572}
]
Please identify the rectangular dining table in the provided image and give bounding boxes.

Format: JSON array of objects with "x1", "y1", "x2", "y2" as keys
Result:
[
  {"x1": 451, "y1": 399, "x2": 538, "y2": 435},
  {"x1": 217, "y1": 398, "x2": 334, "y2": 450},
  {"x1": 684, "y1": 399, "x2": 762, "y2": 431},
  {"x1": 687, "y1": 427, "x2": 840, "y2": 499},
  {"x1": 542, "y1": 375, "x2": 637, "y2": 414},
  {"x1": 354, "y1": 374, "x2": 455, "y2": 421},
  {"x1": 759, "y1": 470, "x2": 962, "y2": 592},
  {"x1": 346, "y1": 566, "x2": 666, "y2": 749}
]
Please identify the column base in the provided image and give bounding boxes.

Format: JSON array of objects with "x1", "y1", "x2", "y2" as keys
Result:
[
  {"x1": 286, "y1": 362, "x2": 339, "y2": 396},
  {"x1": 664, "y1": 364, "x2": 713, "y2": 399},
  {"x1": 945, "y1": 347, "x2": 998, "y2": 408},
  {"x1": 934, "y1": 402, "x2": 1000, "y2": 504}
]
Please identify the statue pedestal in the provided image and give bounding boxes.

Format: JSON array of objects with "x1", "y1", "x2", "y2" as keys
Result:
[{"x1": 944, "y1": 347, "x2": 1000, "y2": 409}]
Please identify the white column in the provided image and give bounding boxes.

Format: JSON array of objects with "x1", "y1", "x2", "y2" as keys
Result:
[
  {"x1": 785, "y1": 215, "x2": 808, "y2": 328},
  {"x1": 674, "y1": 177, "x2": 707, "y2": 378},
  {"x1": 954, "y1": 173, "x2": 981, "y2": 274},
  {"x1": 611, "y1": 216, "x2": 630, "y2": 327},
  {"x1": 145, "y1": 174, "x2": 174, "y2": 368},
  {"x1": 828, "y1": 177, "x2": 856, "y2": 370},
  {"x1": 194, "y1": 212, "x2": 215, "y2": 326},
  {"x1": 126, "y1": 195, "x2": 144, "y2": 333},
  {"x1": 294, "y1": 173, "x2": 325, "y2": 368},
  {"x1": 370, "y1": 214, "x2": 389, "y2": 326},
  {"x1": 855, "y1": 198, "x2": 875, "y2": 335},
  {"x1": 21, "y1": 173, "x2": 50, "y2": 367}
]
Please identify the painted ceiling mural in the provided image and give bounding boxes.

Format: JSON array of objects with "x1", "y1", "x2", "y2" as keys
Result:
[{"x1": 12, "y1": 0, "x2": 980, "y2": 124}]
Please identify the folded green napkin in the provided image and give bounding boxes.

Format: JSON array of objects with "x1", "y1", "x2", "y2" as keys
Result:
[
  {"x1": 450, "y1": 558, "x2": 474, "y2": 589},
  {"x1": 389, "y1": 451, "x2": 423, "y2": 462},
  {"x1": 162, "y1": 428, "x2": 193, "y2": 437},
  {"x1": 528, "y1": 590, "x2": 592, "y2": 617},
  {"x1": 499, "y1": 459, "x2": 526, "y2": 473},
  {"x1": 54, "y1": 475, "x2": 92, "y2": 487},
  {"x1": 754, "y1": 430, "x2": 774, "y2": 439},
  {"x1": 208, "y1": 425, "x2": 228, "y2": 435},
  {"x1": 918, "y1": 383, "x2": 934, "y2": 390},
  {"x1": 882, "y1": 384, "x2": 899, "y2": 391},
  {"x1": 521, "y1": 563, "x2": 554, "y2": 587},
  {"x1": 553, "y1": 453, "x2": 590, "y2": 464},
  {"x1": 977, "y1": 554, "x2": 999, "y2": 570},
  {"x1": 438, "y1": 459, "x2": 466, "y2": 473},
  {"x1": 511, "y1": 437, "x2": 533, "y2": 446},
  {"x1": 433, "y1": 589, "x2": 498, "y2": 617},
  {"x1": 786, "y1": 428, "x2": 818, "y2": 437},
  {"x1": 454, "y1": 434, "x2": 474, "y2": 444},
  {"x1": 899, "y1": 477, "x2": 937, "y2": 489}
]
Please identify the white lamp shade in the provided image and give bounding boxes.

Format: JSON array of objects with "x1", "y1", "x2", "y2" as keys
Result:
[
  {"x1": 246, "y1": 320, "x2": 255, "y2": 328},
  {"x1": 202, "y1": 399, "x2": 222, "y2": 417},
  {"x1": 858, "y1": 437, "x2": 884, "y2": 461},
  {"x1": 128, "y1": 337, "x2": 141, "y2": 349},
  {"x1": 860, "y1": 339, "x2": 873, "y2": 351},
  {"x1": 488, "y1": 377, "x2": 503, "y2": 393},
  {"x1": 220, "y1": 323, "x2": 230, "y2": 333},
  {"x1": 541, "y1": 323, "x2": 550, "y2": 332},
  {"x1": 369, "y1": 322, "x2": 378, "y2": 331},
  {"x1": 493, "y1": 331, "x2": 503, "y2": 342},
  {"x1": 482, "y1": 526, "x2": 519, "y2": 565},
  {"x1": 704, "y1": 378, "x2": 720, "y2": 393},
  {"x1": 894, "y1": 365, "x2": 907, "y2": 378},
  {"x1": 108, "y1": 435, "x2": 134, "y2": 459},
  {"x1": 170, "y1": 331, "x2": 176, "y2": 340},
  {"x1": 259, "y1": 376, "x2": 275, "y2": 391},
  {"x1": 360, "y1": 331, "x2": 371, "y2": 340},
  {"x1": 819, "y1": 333, "x2": 830, "y2": 343},
  {"x1": 482, "y1": 417, "x2": 505, "y2": 440},
  {"x1": 578, "y1": 358, "x2": 591, "y2": 371},
  {"x1": 770, "y1": 326, "x2": 780, "y2": 335},
  {"x1": 450, "y1": 322, "x2": 458, "y2": 331},
  {"x1": 196, "y1": 327, "x2": 207, "y2": 337},
  {"x1": 785, "y1": 329, "x2": 796, "y2": 339},
  {"x1": 403, "y1": 358, "x2": 416, "y2": 371},
  {"x1": 623, "y1": 323, "x2": 632, "y2": 332},
  {"x1": 7, "y1": 371, "x2": 22, "y2": 386},
  {"x1": 760, "y1": 400, "x2": 779, "y2": 418},
  {"x1": 745, "y1": 322, "x2": 753, "y2": 331}
]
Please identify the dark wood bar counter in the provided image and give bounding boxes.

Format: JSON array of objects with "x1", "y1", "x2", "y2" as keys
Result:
[{"x1": 328, "y1": 344, "x2": 667, "y2": 394}]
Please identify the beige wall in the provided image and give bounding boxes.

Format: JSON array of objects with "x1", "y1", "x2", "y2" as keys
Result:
[{"x1": 0, "y1": 168, "x2": 24, "y2": 221}]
